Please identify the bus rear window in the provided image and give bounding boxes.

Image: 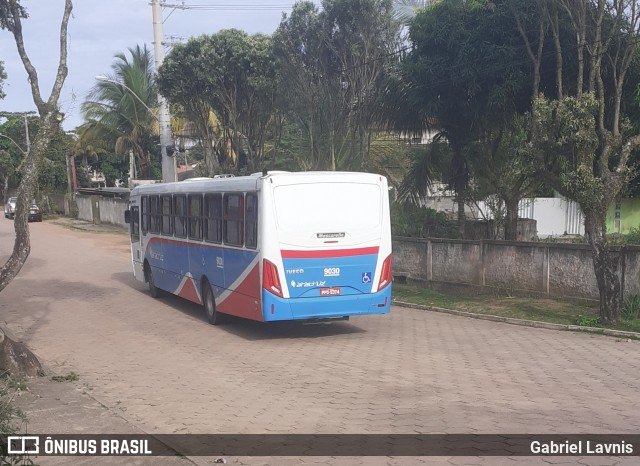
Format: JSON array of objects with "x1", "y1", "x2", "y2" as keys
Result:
[{"x1": 273, "y1": 183, "x2": 381, "y2": 231}]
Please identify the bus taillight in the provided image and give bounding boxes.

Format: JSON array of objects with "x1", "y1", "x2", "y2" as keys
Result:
[
  {"x1": 263, "y1": 259, "x2": 283, "y2": 298},
  {"x1": 377, "y1": 254, "x2": 392, "y2": 291}
]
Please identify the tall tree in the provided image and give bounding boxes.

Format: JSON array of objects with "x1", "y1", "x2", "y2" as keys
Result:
[
  {"x1": 157, "y1": 39, "x2": 221, "y2": 175},
  {"x1": 0, "y1": 0, "x2": 72, "y2": 375},
  {"x1": 159, "y1": 30, "x2": 277, "y2": 174},
  {"x1": 324, "y1": 0, "x2": 400, "y2": 169},
  {"x1": 82, "y1": 45, "x2": 157, "y2": 178},
  {"x1": 0, "y1": 60, "x2": 6, "y2": 99},
  {"x1": 398, "y1": 0, "x2": 530, "y2": 237},
  {"x1": 523, "y1": 0, "x2": 640, "y2": 322},
  {"x1": 0, "y1": 0, "x2": 72, "y2": 292},
  {"x1": 274, "y1": 0, "x2": 401, "y2": 171},
  {"x1": 273, "y1": 1, "x2": 347, "y2": 170}
]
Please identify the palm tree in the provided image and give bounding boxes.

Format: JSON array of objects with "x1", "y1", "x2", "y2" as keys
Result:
[
  {"x1": 392, "y1": 0, "x2": 433, "y2": 25},
  {"x1": 69, "y1": 126, "x2": 107, "y2": 186},
  {"x1": 81, "y1": 45, "x2": 158, "y2": 178}
]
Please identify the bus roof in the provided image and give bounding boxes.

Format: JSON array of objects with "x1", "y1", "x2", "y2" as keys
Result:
[{"x1": 130, "y1": 171, "x2": 385, "y2": 196}]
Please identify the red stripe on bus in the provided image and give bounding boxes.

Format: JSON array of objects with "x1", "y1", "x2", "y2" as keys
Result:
[{"x1": 281, "y1": 247, "x2": 379, "y2": 258}]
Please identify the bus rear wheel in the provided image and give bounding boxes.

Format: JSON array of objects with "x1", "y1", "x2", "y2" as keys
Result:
[
  {"x1": 145, "y1": 263, "x2": 160, "y2": 298},
  {"x1": 203, "y1": 281, "x2": 224, "y2": 325}
]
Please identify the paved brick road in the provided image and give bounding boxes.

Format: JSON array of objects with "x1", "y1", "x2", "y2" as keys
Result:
[{"x1": 0, "y1": 219, "x2": 639, "y2": 465}]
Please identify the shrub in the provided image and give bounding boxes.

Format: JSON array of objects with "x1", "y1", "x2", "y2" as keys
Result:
[
  {"x1": 0, "y1": 378, "x2": 35, "y2": 465},
  {"x1": 624, "y1": 226, "x2": 640, "y2": 245},
  {"x1": 622, "y1": 294, "x2": 640, "y2": 321},
  {"x1": 390, "y1": 201, "x2": 459, "y2": 239}
]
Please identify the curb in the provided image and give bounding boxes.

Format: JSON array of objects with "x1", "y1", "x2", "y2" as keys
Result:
[
  {"x1": 393, "y1": 300, "x2": 640, "y2": 340},
  {"x1": 50, "y1": 219, "x2": 126, "y2": 234}
]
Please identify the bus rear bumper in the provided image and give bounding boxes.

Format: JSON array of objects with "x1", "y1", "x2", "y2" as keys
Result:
[{"x1": 262, "y1": 286, "x2": 392, "y2": 322}]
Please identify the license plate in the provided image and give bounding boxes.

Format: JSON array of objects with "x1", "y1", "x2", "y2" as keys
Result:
[
  {"x1": 30, "y1": 210, "x2": 37, "y2": 214},
  {"x1": 320, "y1": 287, "x2": 341, "y2": 296}
]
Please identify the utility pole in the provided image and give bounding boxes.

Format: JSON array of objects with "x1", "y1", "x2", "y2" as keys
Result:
[
  {"x1": 151, "y1": 0, "x2": 176, "y2": 183},
  {"x1": 23, "y1": 114, "x2": 31, "y2": 154}
]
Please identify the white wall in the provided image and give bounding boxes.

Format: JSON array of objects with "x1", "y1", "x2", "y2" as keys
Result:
[{"x1": 519, "y1": 197, "x2": 584, "y2": 238}]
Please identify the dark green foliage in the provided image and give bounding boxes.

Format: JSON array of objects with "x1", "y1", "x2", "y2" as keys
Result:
[
  {"x1": 82, "y1": 45, "x2": 158, "y2": 179},
  {"x1": 622, "y1": 294, "x2": 640, "y2": 321},
  {"x1": 91, "y1": 151, "x2": 129, "y2": 187},
  {"x1": 0, "y1": 60, "x2": 6, "y2": 100},
  {"x1": 624, "y1": 226, "x2": 640, "y2": 245},
  {"x1": 390, "y1": 201, "x2": 459, "y2": 238},
  {"x1": 159, "y1": 30, "x2": 278, "y2": 173}
]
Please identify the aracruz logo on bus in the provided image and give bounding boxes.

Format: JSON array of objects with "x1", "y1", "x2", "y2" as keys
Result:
[
  {"x1": 317, "y1": 232, "x2": 345, "y2": 238},
  {"x1": 320, "y1": 287, "x2": 341, "y2": 296}
]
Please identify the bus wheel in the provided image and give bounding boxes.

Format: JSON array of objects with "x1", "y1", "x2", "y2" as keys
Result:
[
  {"x1": 145, "y1": 263, "x2": 160, "y2": 298},
  {"x1": 203, "y1": 281, "x2": 224, "y2": 325}
]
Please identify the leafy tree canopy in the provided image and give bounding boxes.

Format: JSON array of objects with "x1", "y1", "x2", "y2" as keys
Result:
[{"x1": 0, "y1": 61, "x2": 6, "y2": 100}]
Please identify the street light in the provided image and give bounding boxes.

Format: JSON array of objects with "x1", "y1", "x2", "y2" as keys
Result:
[
  {"x1": 95, "y1": 75, "x2": 176, "y2": 183},
  {"x1": 0, "y1": 111, "x2": 33, "y2": 155},
  {"x1": 0, "y1": 133, "x2": 27, "y2": 155}
]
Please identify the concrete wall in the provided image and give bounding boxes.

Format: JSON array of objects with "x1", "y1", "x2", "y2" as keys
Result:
[
  {"x1": 75, "y1": 194, "x2": 128, "y2": 227},
  {"x1": 393, "y1": 237, "x2": 640, "y2": 300},
  {"x1": 98, "y1": 197, "x2": 128, "y2": 227},
  {"x1": 76, "y1": 196, "x2": 93, "y2": 222}
]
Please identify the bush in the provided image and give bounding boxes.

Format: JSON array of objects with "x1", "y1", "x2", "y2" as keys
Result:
[
  {"x1": 624, "y1": 226, "x2": 640, "y2": 245},
  {"x1": 0, "y1": 378, "x2": 35, "y2": 465},
  {"x1": 622, "y1": 294, "x2": 640, "y2": 321},
  {"x1": 390, "y1": 202, "x2": 459, "y2": 238}
]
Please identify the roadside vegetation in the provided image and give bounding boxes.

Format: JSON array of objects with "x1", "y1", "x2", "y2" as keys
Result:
[
  {"x1": 393, "y1": 283, "x2": 640, "y2": 334},
  {"x1": 0, "y1": 376, "x2": 35, "y2": 465}
]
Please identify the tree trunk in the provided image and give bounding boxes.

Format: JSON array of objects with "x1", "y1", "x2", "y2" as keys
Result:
[
  {"x1": 504, "y1": 198, "x2": 519, "y2": 241},
  {"x1": 0, "y1": 327, "x2": 42, "y2": 377},
  {"x1": 585, "y1": 211, "x2": 621, "y2": 322},
  {"x1": 0, "y1": 111, "x2": 58, "y2": 293},
  {"x1": 456, "y1": 195, "x2": 465, "y2": 239}
]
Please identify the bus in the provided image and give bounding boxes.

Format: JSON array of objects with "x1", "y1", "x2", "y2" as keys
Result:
[{"x1": 125, "y1": 171, "x2": 392, "y2": 324}]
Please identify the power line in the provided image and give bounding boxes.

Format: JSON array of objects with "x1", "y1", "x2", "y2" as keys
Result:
[{"x1": 159, "y1": 2, "x2": 308, "y2": 11}]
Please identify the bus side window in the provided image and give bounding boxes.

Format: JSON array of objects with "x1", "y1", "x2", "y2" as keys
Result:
[
  {"x1": 245, "y1": 193, "x2": 258, "y2": 249},
  {"x1": 188, "y1": 194, "x2": 203, "y2": 240},
  {"x1": 161, "y1": 195, "x2": 172, "y2": 235},
  {"x1": 224, "y1": 193, "x2": 244, "y2": 247},
  {"x1": 141, "y1": 196, "x2": 149, "y2": 233},
  {"x1": 131, "y1": 206, "x2": 140, "y2": 241},
  {"x1": 150, "y1": 195, "x2": 160, "y2": 233},
  {"x1": 204, "y1": 193, "x2": 222, "y2": 243},
  {"x1": 174, "y1": 195, "x2": 187, "y2": 238}
]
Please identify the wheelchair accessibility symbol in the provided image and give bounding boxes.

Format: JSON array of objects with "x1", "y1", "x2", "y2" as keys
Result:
[{"x1": 362, "y1": 272, "x2": 372, "y2": 284}]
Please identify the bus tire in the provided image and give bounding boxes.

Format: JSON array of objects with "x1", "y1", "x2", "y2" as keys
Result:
[
  {"x1": 202, "y1": 280, "x2": 224, "y2": 325},
  {"x1": 145, "y1": 262, "x2": 160, "y2": 298}
]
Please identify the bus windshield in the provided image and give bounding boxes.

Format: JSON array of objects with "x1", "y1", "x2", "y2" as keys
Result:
[{"x1": 273, "y1": 182, "x2": 381, "y2": 231}]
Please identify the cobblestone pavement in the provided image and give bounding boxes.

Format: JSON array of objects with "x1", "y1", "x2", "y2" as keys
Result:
[{"x1": 0, "y1": 219, "x2": 639, "y2": 465}]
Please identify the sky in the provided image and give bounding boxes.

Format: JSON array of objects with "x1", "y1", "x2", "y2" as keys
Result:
[{"x1": 0, "y1": 0, "x2": 314, "y2": 130}]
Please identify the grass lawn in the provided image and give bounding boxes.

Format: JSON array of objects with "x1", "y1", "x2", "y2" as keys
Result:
[{"x1": 392, "y1": 283, "x2": 640, "y2": 334}]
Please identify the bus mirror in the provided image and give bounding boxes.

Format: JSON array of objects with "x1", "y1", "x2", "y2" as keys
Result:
[{"x1": 124, "y1": 210, "x2": 131, "y2": 224}]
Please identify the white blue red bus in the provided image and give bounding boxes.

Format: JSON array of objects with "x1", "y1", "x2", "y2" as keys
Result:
[{"x1": 125, "y1": 171, "x2": 392, "y2": 324}]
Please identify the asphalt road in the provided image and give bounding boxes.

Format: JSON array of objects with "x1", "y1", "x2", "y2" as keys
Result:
[{"x1": 0, "y1": 218, "x2": 639, "y2": 466}]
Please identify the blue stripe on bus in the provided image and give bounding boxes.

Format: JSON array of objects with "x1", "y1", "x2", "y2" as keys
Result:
[
  {"x1": 262, "y1": 285, "x2": 391, "y2": 321},
  {"x1": 144, "y1": 237, "x2": 259, "y2": 303}
]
